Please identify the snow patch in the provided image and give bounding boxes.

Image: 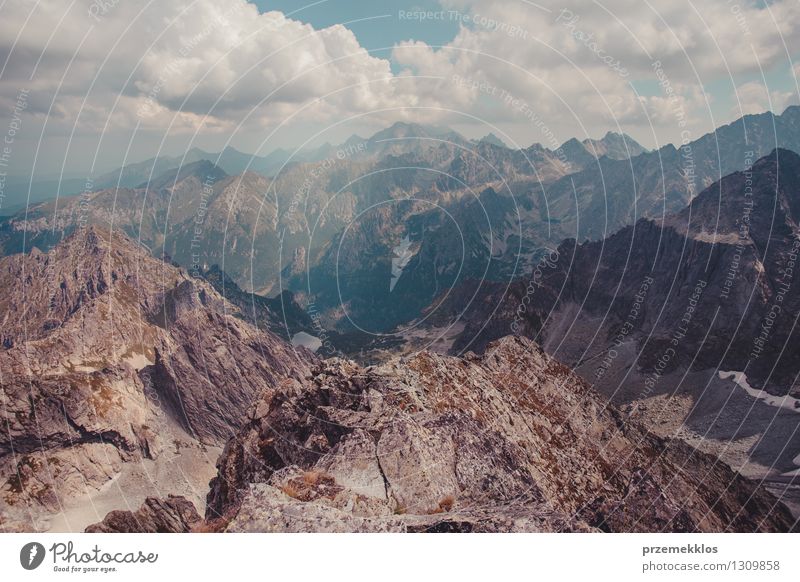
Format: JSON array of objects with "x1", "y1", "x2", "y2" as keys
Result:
[
  {"x1": 719, "y1": 370, "x2": 800, "y2": 414},
  {"x1": 291, "y1": 331, "x2": 322, "y2": 351}
]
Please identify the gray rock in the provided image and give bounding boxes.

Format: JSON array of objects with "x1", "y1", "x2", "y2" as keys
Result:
[
  {"x1": 0, "y1": 226, "x2": 314, "y2": 530},
  {"x1": 85, "y1": 495, "x2": 202, "y2": 533},
  {"x1": 207, "y1": 336, "x2": 796, "y2": 532}
]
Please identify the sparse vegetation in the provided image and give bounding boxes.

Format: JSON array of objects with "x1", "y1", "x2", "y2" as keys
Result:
[
  {"x1": 438, "y1": 495, "x2": 455, "y2": 512},
  {"x1": 279, "y1": 471, "x2": 342, "y2": 502}
]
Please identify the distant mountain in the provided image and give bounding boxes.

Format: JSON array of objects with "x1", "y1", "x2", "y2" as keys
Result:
[
  {"x1": 92, "y1": 123, "x2": 471, "y2": 190},
  {"x1": 3, "y1": 111, "x2": 795, "y2": 343},
  {"x1": 0, "y1": 120, "x2": 609, "y2": 294},
  {"x1": 478, "y1": 133, "x2": 508, "y2": 148},
  {"x1": 94, "y1": 145, "x2": 297, "y2": 188},
  {"x1": 94, "y1": 147, "x2": 217, "y2": 189},
  {"x1": 537, "y1": 105, "x2": 800, "y2": 241},
  {"x1": 581, "y1": 131, "x2": 648, "y2": 159},
  {"x1": 368, "y1": 121, "x2": 463, "y2": 142}
]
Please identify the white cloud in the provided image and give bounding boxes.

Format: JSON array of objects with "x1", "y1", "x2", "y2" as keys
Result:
[
  {"x1": 0, "y1": 0, "x2": 431, "y2": 134},
  {"x1": 0, "y1": 0, "x2": 798, "y2": 151},
  {"x1": 733, "y1": 81, "x2": 798, "y2": 116}
]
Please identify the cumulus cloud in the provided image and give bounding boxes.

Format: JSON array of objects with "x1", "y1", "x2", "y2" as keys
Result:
[
  {"x1": 0, "y1": 0, "x2": 797, "y2": 150},
  {"x1": 392, "y1": 0, "x2": 800, "y2": 141},
  {"x1": 733, "y1": 81, "x2": 798, "y2": 117},
  {"x1": 0, "y1": 0, "x2": 435, "y2": 134}
]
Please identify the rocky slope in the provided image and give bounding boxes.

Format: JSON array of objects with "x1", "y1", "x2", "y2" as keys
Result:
[
  {"x1": 85, "y1": 495, "x2": 201, "y2": 533},
  {"x1": 428, "y1": 149, "x2": 800, "y2": 486},
  {"x1": 536, "y1": 105, "x2": 800, "y2": 241},
  {"x1": 199, "y1": 336, "x2": 794, "y2": 532},
  {"x1": 0, "y1": 226, "x2": 313, "y2": 531}
]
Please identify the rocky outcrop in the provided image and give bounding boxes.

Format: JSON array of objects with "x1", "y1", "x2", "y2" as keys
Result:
[
  {"x1": 205, "y1": 336, "x2": 795, "y2": 532},
  {"x1": 426, "y1": 148, "x2": 800, "y2": 484},
  {"x1": 85, "y1": 495, "x2": 202, "y2": 533},
  {"x1": 0, "y1": 226, "x2": 314, "y2": 531}
]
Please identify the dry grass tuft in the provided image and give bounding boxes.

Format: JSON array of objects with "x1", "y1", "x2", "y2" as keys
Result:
[{"x1": 438, "y1": 495, "x2": 455, "y2": 512}]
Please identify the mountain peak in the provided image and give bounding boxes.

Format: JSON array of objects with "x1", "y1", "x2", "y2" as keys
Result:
[
  {"x1": 58, "y1": 223, "x2": 142, "y2": 259},
  {"x1": 669, "y1": 148, "x2": 800, "y2": 243},
  {"x1": 343, "y1": 133, "x2": 366, "y2": 146},
  {"x1": 581, "y1": 132, "x2": 647, "y2": 159},
  {"x1": 368, "y1": 121, "x2": 463, "y2": 142},
  {"x1": 478, "y1": 133, "x2": 508, "y2": 148},
  {"x1": 204, "y1": 329, "x2": 793, "y2": 532},
  {"x1": 139, "y1": 158, "x2": 226, "y2": 190}
]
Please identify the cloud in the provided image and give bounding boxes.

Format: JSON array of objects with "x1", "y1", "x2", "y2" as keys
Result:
[
  {"x1": 0, "y1": 0, "x2": 797, "y2": 150},
  {"x1": 733, "y1": 81, "x2": 798, "y2": 117},
  {"x1": 0, "y1": 0, "x2": 428, "y2": 134},
  {"x1": 393, "y1": 0, "x2": 800, "y2": 136}
]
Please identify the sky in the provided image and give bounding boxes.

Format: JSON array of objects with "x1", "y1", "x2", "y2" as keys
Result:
[{"x1": 0, "y1": 0, "x2": 798, "y2": 179}]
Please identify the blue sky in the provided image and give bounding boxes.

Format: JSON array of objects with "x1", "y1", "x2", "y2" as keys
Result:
[{"x1": 252, "y1": 0, "x2": 460, "y2": 58}]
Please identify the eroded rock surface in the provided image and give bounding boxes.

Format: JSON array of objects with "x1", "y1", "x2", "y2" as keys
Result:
[
  {"x1": 0, "y1": 226, "x2": 313, "y2": 531},
  {"x1": 85, "y1": 495, "x2": 201, "y2": 533},
  {"x1": 205, "y1": 336, "x2": 796, "y2": 532}
]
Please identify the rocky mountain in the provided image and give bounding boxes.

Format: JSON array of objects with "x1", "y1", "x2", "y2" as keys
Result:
[
  {"x1": 187, "y1": 336, "x2": 792, "y2": 532},
  {"x1": 0, "y1": 226, "x2": 313, "y2": 531},
  {"x1": 422, "y1": 149, "x2": 800, "y2": 499},
  {"x1": 95, "y1": 148, "x2": 228, "y2": 190},
  {"x1": 85, "y1": 495, "x2": 202, "y2": 533},
  {"x1": 198, "y1": 264, "x2": 314, "y2": 341},
  {"x1": 3, "y1": 157, "x2": 798, "y2": 533},
  {"x1": 582, "y1": 131, "x2": 649, "y2": 160},
  {"x1": 0, "y1": 122, "x2": 645, "y2": 325},
  {"x1": 559, "y1": 132, "x2": 648, "y2": 167},
  {"x1": 5, "y1": 110, "x2": 791, "y2": 344},
  {"x1": 477, "y1": 133, "x2": 508, "y2": 148},
  {"x1": 537, "y1": 105, "x2": 800, "y2": 241},
  {"x1": 94, "y1": 144, "x2": 321, "y2": 189}
]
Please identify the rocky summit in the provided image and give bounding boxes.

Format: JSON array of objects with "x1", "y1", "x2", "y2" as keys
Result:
[
  {"x1": 198, "y1": 336, "x2": 794, "y2": 533},
  {"x1": 0, "y1": 226, "x2": 313, "y2": 531}
]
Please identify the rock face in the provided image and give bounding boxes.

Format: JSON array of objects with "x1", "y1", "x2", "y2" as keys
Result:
[
  {"x1": 532, "y1": 105, "x2": 800, "y2": 241},
  {"x1": 85, "y1": 495, "x2": 201, "y2": 533},
  {"x1": 429, "y1": 148, "x2": 800, "y2": 483},
  {"x1": 0, "y1": 226, "x2": 313, "y2": 531},
  {"x1": 205, "y1": 336, "x2": 795, "y2": 532},
  {"x1": 0, "y1": 122, "x2": 651, "y2": 335}
]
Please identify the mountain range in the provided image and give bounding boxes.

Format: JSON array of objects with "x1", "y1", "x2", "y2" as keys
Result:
[
  {"x1": 414, "y1": 148, "x2": 800, "y2": 510},
  {"x1": 0, "y1": 120, "x2": 652, "y2": 330},
  {"x1": 2, "y1": 111, "x2": 800, "y2": 532},
  {"x1": 1, "y1": 224, "x2": 795, "y2": 532}
]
